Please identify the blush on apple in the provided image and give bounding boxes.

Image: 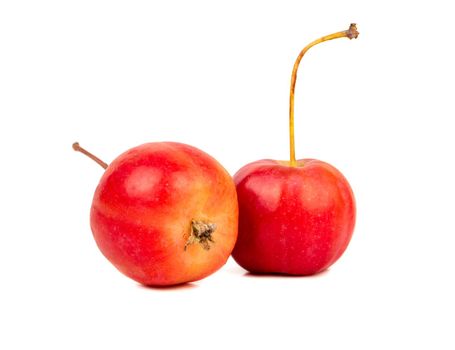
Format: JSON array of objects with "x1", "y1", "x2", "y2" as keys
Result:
[
  {"x1": 73, "y1": 142, "x2": 238, "y2": 286},
  {"x1": 232, "y1": 24, "x2": 359, "y2": 276}
]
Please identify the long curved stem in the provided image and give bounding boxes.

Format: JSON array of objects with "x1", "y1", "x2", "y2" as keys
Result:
[
  {"x1": 72, "y1": 142, "x2": 108, "y2": 169},
  {"x1": 289, "y1": 23, "x2": 359, "y2": 166}
]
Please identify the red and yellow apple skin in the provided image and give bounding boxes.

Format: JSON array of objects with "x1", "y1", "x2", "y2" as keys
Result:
[
  {"x1": 90, "y1": 142, "x2": 238, "y2": 286},
  {"x1": 232, "y1": 159, "x2": 355, "y2": 275}
]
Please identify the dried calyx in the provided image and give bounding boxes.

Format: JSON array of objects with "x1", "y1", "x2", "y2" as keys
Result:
[{"x1": 185, "y1": 220, "x2": 217, "y2": 251}]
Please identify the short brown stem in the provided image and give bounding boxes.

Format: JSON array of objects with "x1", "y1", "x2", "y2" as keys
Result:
[{"x1": 72, "y1": 142, "x2": 108, "y2": 169}]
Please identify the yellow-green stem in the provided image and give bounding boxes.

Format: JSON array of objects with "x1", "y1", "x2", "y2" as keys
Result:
[{"x1": 289, "y1": 23, "x2": 359, "y2": 166}]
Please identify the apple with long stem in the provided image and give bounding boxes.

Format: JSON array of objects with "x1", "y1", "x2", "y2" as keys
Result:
[
  {"x1": 73, "y1": 142, "x2": 238, "y2": 286},
  {"x1": 232, "y1": 24, "x2": 358, "y2": 275}
]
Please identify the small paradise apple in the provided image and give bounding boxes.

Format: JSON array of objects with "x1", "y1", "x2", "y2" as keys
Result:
[
  {"x1": 232, "y1": 24, "x2": 358, "y2": 275},
  {"x1": 73, "y1": 142, "x2": 238, "y2": 286}
]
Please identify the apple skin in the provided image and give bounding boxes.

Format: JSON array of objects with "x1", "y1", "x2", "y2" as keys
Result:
[
  {"x1": 90, "y1": 142, "x2": 238, "y2": 286},
  {"x1": 232, "y1": 159, "x2": 355, "y2": 275}
]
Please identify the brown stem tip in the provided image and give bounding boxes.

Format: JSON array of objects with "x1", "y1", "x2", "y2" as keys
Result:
[{"x1": 347, "y1": 23, "x2": 359, "y2": 39}]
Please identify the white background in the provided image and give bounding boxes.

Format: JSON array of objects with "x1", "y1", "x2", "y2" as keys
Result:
[{"x1": 1, "y1": 0, "x2": 454, "y2": 349}]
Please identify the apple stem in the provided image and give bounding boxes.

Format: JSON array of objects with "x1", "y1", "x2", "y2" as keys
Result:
[
  {"x1": 72, "y1": 142, "x2": 108, "y2": 169},
  {"x1": 289, "y1": 23, "x2": 359, "y2": 166}
]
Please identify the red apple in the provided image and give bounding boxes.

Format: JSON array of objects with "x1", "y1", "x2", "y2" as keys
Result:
[
  {"x1": 232, "y1": 159, "x2": 355, "y2": 275},
  {"x1": 232, "y1": 24, "x2": 359, "y2": 275},
  {"x1": 74, "y1": 142, "x2": 238, "y2": 286}
]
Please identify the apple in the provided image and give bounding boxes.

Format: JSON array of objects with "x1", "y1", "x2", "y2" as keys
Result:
[
  {"x1": 73, "y1": 142, "x2": 238, "y2": 286},
  {"x1": 232, "y1": 24, "x2": 358, "y2": 275},
  {"x1": 233, "y1": 159, "x2": 355, "y2": 275}
]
